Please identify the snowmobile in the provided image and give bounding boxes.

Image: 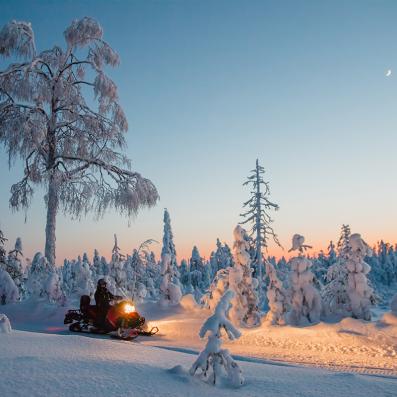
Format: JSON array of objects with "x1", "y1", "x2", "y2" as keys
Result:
[{"x1": 64, "y1": 295, "x2": 159, "y2": 340}]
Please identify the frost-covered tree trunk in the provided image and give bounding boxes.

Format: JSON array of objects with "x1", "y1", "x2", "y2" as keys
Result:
[
  {"x1": 44, "y1": 174, "x2": 59, "y2": 266},
  {"x1": 0, "y1": 18, "x2": 159, "y2": 265}
]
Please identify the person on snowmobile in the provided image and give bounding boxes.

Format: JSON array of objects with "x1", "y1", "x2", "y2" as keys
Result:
[{"x1": 94, "y1": 278, "x2": 120, "y2": 328}]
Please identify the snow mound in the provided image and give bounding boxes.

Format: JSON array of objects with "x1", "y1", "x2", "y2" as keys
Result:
[
  {"x1": 179, "y1": 294, "x2": 201, "y2": 311},
  {"x1": 0, "y1": 314, "x2": 12, "y2": 334},
  {"x1": 381, "y1": 312, "x2": 397, "y2": 326}
]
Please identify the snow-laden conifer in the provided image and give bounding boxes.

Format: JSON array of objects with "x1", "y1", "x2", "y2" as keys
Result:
[
  {"x1": 0, "y1": 268, "x2": 19, "y2": 304},
  {"x1": 72, "y1": 255, "x2": 94, "y2": 297},
  {"x1": 265, "y1": 261, "x2": 288, "y2": 325},
  {"x1": 5, "y1": 238, "x2": 25, "y2": 296},
  {"x1": 159, "y1": 209, "x2": 181, "y2": 305},
  {"x1": 26, "y1": 252, "x2": 55, "y2": 298},
  {"x1": 161, "y1": 209, "x2": 179, "y2": 281},
  {"x1": 160, "y1": 253, "x2": 182, "y2": 305},
  {"x1": 286, "y1": 234, "x2": 321, "y2": 325},
  {"x1": 230, "y1": 225, "x2": 261, "y2": 327},
  {"x1": 345, "y1": 233, "x2": 374, "y2": 320}
]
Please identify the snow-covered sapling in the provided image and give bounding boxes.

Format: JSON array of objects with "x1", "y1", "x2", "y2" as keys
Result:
[
  {"x1": 190, "y1": 290, "x2": 244, "y2": 387},
  {"x1": 0, "y1": 314, "x2": 12, "y2": 334},
  {"x1": 287, "y1": 234, "x2": 321, "y2": 325}
]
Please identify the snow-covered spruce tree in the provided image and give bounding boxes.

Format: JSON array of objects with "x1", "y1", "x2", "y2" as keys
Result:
[
  {"x1": 337, "y1": 225, "x2": 351, "y2": 259},
  {"x1": 159, "y1": 253, "x2": 182, "y2": 306},
  {"x1": 123, "y1": 239, "x2": 157, "y2": 301},
  {"x1": 144, "y1": 251, "x2": 160, "y2": 299},
  {"x1": 322, "y1": 225, "x2": 352, "y2": 318},
  {"x1": 26, "y1": 252, "x2": 61, "y2": 300},
  {"x1": 240, "y1": 159, "x2": 281, "y2": 301},
  {"x1": 200, "y1": 261, "x2": 213, "y2": 292},
  {"x1": 161, "y1": 209, "x2": 179, "y2": 282},
  {"x1": 0, "y1": 229, "x2": 7, "y2": 269},
  {"x1": 6, "y1": 238, "x2": 25, "y2": 297},
  {"x1": 0, "y1": 18, "x2": 159, "y2": 265},
  {"x1": 202, "y1": 268, "x2": 230, "y2": 310},
  {"x1": 61, "y1": 259, "x2": 73, "y2": 297},
  {"x1": 124, "y1": 249, "x2": 145, "y2": 302},
  {"x1": 189, "y1": 246, "x2": 212, "y2": 293},
  {"x1": 313, "y1": 241, "x2": 338, "y2": 283},
  {"x1": 91, "y1": 249, "x2": 102, "y2": 279},
  {"x1": 376, "y1": 241, "x2": 396, "y2": 286},
  {"x1": 210, "y1": 239, "x2": 233, "y2": 277},
  {"x1": 190, "y1": 290, "x2": 244, "y2": 387},
  {"x1": 204, "y1": 226, "x2": 260, "y2": 327},
  {"x1": 345, "y1": 234, "x2": 374, "y2": 320},
  {"x1": 45, "y1": 270, "x2": 66, "y2": 305},
  {"x1": 72, "y1": 255, "x2": 94, "y2": 297},
  {"x1": 190, "y1": 246, "x2": 204, "y2": 273},
  {"x1": 327, "y1": 241, "x2": 337, "y2": 266},
  {"x1": 108, "y1": 234, "x2": 127, "y2": 294},
  {"x1": 230, "y1": 225, "x2": 261, "y2": 327},
  {"x1": 179, "y1": 259, "x2": 194, "y2": 294},
  {"x1": 159, "y1": 209, "x2": 182, "y2": 305},
  {"x1": 0, "y1": 268, "x2": 19, "y2": 304},
  {"x1": 286, "y1": 234, "x2": 321, "y2": 325},
  {"x1": 265, "y1": 260, "x2": 288, "y2": 325}
]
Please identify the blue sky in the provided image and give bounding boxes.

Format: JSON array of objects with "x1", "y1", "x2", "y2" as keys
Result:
[{"x1": 0, "y1": 0, "x2": 396, "y2": 262}]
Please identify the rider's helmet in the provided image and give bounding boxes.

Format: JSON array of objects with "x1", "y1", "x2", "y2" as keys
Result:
[{"x1": 97, "y1": 278, "x2": 107, "y2": 288}]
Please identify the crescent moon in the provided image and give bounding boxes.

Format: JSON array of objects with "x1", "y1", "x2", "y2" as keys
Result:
[{"x1": 386, "y1": 69, "x2": 392, "y2": 77}]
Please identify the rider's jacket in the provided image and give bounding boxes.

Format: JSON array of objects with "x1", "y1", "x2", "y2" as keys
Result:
[{"x1": 94, "y1": 287, "x2": 115, "y2": 313}]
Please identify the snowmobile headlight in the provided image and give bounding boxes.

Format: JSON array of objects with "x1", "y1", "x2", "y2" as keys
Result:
[{"x1": 124, "y1": 303, "x2": 135, "y2": 314}]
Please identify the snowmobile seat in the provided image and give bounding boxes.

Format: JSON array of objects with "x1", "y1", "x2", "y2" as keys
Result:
[{"x1": 80, "y1": 295, "x2": 98, "y2": 320}]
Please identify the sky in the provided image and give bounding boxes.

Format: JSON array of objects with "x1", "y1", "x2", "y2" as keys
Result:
[{"x1": 0, "y1": 0, "x2": 396, "y2": 263}]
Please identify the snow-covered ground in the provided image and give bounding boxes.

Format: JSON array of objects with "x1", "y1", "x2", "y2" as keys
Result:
[
  {"x1": 2, "y1": 329, "x2": 397, "y2": 397},
  {"x1": 135, "y1": 296, "x2": 397, "y2": 376},
  {"x1": 1, "y1": 296, "x2": 397, "y2": 396}
]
